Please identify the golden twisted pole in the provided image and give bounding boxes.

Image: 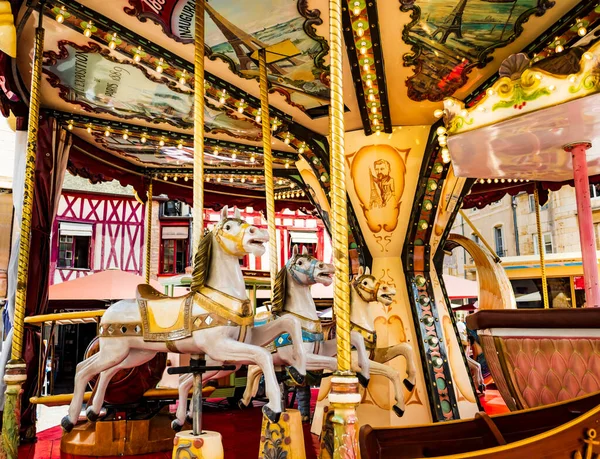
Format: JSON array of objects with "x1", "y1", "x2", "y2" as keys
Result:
[
  {"x1": 329, "y1": 0, "x2": 351, "y2": 375},
  {"x1": 192, "y1": 0, "x2": 205, "y2": 255},
  {"x1": 144, "y1": 180, "x2": 153, "y2": 284},
  {"x1": 326, "y1": 1, "x2": 360, "y2": 458},
  {"x1": 534, "y1": 187, "x2": 549, "y2": 309},
  {"x1": 2, "y1": 18, "x2": 44, "y2": 459},
  {"x1": 258, "y1": 50, "x2": 278, "y2": 292}
]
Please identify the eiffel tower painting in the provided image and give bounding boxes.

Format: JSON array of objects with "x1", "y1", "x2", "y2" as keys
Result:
[
  {"x1": 205, "y1": 1, "x2": 298, "y2": 74},
  {"x1": 431, "y1": 0, "x2": 468, "y2": 44}
]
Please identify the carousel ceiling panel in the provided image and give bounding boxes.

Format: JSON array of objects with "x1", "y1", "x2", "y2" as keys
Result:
[
  {"x1": 370, "y1": 0, "x2": 582, "y2": 127},
  {"x1": 55, "y1": 0, "x2": 331, "y2": 134}
]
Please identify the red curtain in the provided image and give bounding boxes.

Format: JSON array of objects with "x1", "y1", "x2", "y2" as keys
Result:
[{"x1": 20, "y1": 117, "x2": 71, "y2": 440}]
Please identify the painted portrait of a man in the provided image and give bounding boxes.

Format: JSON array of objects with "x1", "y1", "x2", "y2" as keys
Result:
[{"x1": 369, "y1": 159, "x2": 395, "y2": 209}]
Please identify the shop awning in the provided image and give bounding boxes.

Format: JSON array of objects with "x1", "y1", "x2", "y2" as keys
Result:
[
  {"x1": 289, "y1": 231, "x2": 318, "y2": 244},
  {"x1": 443, "y1": 274, "x2": 478, "y2": 300},
  {"x1": 59, "y1": 222, "x2": 93, "y2": 237},
  {"x1": 49, "y1": 269, "x2": 163, "y2": 303}
]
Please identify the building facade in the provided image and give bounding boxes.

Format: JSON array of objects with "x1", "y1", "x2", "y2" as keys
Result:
[
  {"x1": 446, "y1": 184, "x2": 600, "y2": 308},
  {"x1": 51, "y1": 174, "x2": 331, "y2": 285}
]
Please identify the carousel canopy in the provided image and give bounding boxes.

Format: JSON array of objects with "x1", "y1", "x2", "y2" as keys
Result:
[{"x1": 0, "y1": 0, "x2": 596, "y2": 211}]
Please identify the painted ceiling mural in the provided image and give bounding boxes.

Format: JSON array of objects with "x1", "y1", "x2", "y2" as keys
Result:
[
  {"x1": 43, "y1": 41, "x2": 262, "y2": 140},
  {"x1": 123, "y1": 0, "x2": 329, "y2": 112},
  {"x1": 399, "y1": 0, "x2": 556, "y2": 102}
]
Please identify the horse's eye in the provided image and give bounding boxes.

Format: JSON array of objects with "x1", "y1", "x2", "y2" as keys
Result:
[
  {"x1": 225, "y1": 224, "x2": 231, "y2": 231},
  {"x1": 363, "y1": 281, "x2": 368, "y2": 286},
  {"x1": 297, "y1": 260, "x2": 303, "y2": 266}
]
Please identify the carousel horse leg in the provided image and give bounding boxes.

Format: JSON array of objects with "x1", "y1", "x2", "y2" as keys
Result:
[
  {"x1": 319, "y1": 338, "x2": 371, "y2": 387},
  {"x1": 87, "y1": 350, "x2": 157, "y2": 421},
  {"x1": 62, "y1": 342, "x2": 130, "y2": 431},
  {"x1": 350, "y1": 331, "x2": 371, "y2": 387},
  {"x1": 245, "y1": 315, "x2": 307, "y2": 381},
  {"x1": 203, "y1": 337, "x2": 282, "y2": 423},
  {"x1": 240, "y1": 364, "x2": 264, "y2": 408},
  {"x1": 174, "y1": 374, "x2": 194, "y2": 431},
  {"x1": 368, "y1": 360, "x2": 406, "y2": 417},
  {"x1": 374, "y1": 343, "x2": 417, "y2": 391}
]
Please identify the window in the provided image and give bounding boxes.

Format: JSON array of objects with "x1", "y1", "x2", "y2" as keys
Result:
[
  {"x1": 533, "y1": 232, "x2": 554, "y2": 255},
  {"x1": 494, "y1": 226, "x2": 505, "y2": 257},
  {"x1": 160, "y1": 225, "x2": 189, "y2": 274},
  {"x1": 591, "y1": 183, "x2": 600, "y2": 199},
  {"x1": 471, "y1": 233, "x2": 480, "y2": 245},
  {"x1": 57, "y1": 222, "x2": 92, "y2": 269},
  {"x1": 529, "y1": 194, "x2": 549, "y2": 212},
  {"x1": 161, "y1": 201, "x2": 192, "y2": 218},
  {"x1": 289, "y1": 231, "x2": 318, "y2": 257}
]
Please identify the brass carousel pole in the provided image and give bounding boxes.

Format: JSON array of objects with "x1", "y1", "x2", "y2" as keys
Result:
[
  {"x1": 258, "y1": 49, "x2": 278, "y2": 291},
  {"x1": 144, "y1": 179, "x2": 153, "y2": 284},
  {"x1": 328, "y1": 0, "x2": 360, "y2": 457},
  {"x1": 192, "y1": 0, "x2": 205, "y2": 254},
  {"x1": 534, "y1": 187, "x2": 550, "y2": 309},
  {"x1": 1, "y1": 11, "x2": 45, "y2": 459}
]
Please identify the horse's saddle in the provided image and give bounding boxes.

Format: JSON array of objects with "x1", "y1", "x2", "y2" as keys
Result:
[
  {"x1": 136, "y1": 284, "x2": 255, "y2": 343},
  {"x1": 137, "y1": 284, "x2": 194, "y2": 342}
]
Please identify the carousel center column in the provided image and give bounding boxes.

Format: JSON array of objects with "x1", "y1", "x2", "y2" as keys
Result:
[
  {"x1": 328, "y1": 0, "x2": 361, "y2": 457},
  {"x1": 1, "y1": 9, "x2": 43, "y2": 459}
]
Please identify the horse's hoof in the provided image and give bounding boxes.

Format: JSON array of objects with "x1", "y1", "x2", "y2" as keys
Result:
[
  {"x1": 262, "y1": 405, "x2": 281, "y2": 424},
  {"x1": 393, "y1": 405, "x2": 405, "y2": 417},
  {"x1": 287, "y1": 366, "x2": 305, "y2": 385},
  {"x1": 238, "y1": 399, "x2": 250, "y2": 410},
  {"x1": 171, "y1": 420, "x2": 184, "y2": 432},
  {"x1": 185, "y1": 415, "x2": 193, "y2": 425},
  {"x1": 85, "y1": 406, "x2": 99, "y2": 422},
  {"x1": 403, "y1": 379, "x2": 415, "y2": 392},
  {"x1": 357, "y1": 373, "x2": 370, "y2": 388},
  {"x1": 61, "y1": 416, "x2": 74, "y2": 433}
]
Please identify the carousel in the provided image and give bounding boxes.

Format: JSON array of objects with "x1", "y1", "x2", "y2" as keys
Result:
[{"x1": 1, "y1": 0, "x2": 600, "y2": 458}]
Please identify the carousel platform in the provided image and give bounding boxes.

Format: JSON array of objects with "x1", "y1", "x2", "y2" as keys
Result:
[{"x1": 19, "y1": 397, "x2": 321, "y2": 459}]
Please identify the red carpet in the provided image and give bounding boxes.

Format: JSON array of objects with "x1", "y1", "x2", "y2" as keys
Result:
[{"x1": 19, "y1": 398, "x2": 320, "y2": 459}]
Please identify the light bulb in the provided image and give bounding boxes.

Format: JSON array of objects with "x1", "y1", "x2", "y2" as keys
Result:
[
  {"x1": 229, "y1": 177, "x2": 234, "y2": 183},
  {"x1": 433, "y1": 109, "x2": 444, "y2": 118},
  {"x1": 84, "y1": 28, "x2": 92, "y2": 38},
  {"x1": 555, "y1": 44, "x2": 564, "y2": 53},
  {"x1": 363, "y1": 63, "x2": 370, "y2": 72},
  {"x1": 578, "y1": 26, "x2": 587, "y2": 37},
  {"x1": 436, "y1": 126, "x2": 446, "y2": 135},
  {"x1": 371, "y1": 106, "x2": 377, "y2": 114},
  {"x1": 285, "y1": 162, "x2": 290, "y2": 169},
  {"x1": 250, "y1": 156, "x2": 255, "y2": 163},
  {"x1": 360, "y1": 46, "x2": 367, "y2": 55},
  {"x1": 177, "y1": 142, "x2": 183, "y2": 150},
  {"x1": 184, "y1": 176, "x2": 188, "y2": 182},
  {"x1": 217, "y1": 177, "x2": 221, "y2": 182},
  {"x1": 156, "y1": 59, "x2": 164, "y2": 73},
  {"x1": 67, "y1": 122, "x2": 74, "y2": 131},
  {"x1": 284, "y1": 136, "x2": 290, "y2": 145},
  {"x1": 241, "y1": 177, "x2": 246, "y2": 183},
  {"x1": 122, "y1": 132, "x2": 128, "y2": 140},
  {"x1": 353, "y1": 7, "x2": 361, "y2": 16},
  {"x1": 86, "y1": 126, "x2": 92, "y2": 134},
  {"x1": 104, "y1": 129, "x2": 110, "y2": 137},
  {"x1": 164, "y1": 175, "x2": 168, "y2": 180},
  {"x1": 56, "y1": 8, "x2": 66, "y2": 23},
  {"x1": 255, "y1": 110, "x2": 261, "y2": 123},
  {"x1": 173, "y1": 176, "x2": 178, "y2": 182},
  {"x1": 232, "y1": 152, "x2": 237, "y2": 159},
  {"x1": 159, "y1": 139, "x2": 165, "y2": 147},
  {"x1": 140, "y1": 135, "x2": 147, "y2": 143},
  {"x1": 253, "y1": 177, "x2": 257, "y2": 183},
  {"x1": 357, "y1": 26, "x2": 364, "y2": 37},
  {"x1": 290, "y1": 183, "x2": 295, "y2": 188}
]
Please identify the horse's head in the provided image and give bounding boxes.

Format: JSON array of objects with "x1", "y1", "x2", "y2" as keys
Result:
[
  {"x1": 287, "y1": 245, "x2": 334, "y2": 286},
  {"x1": 352, "y1": 266, "x2": 396, "y2": 305},
  {"x1": 214, "y1": 206, "x2": 268, "y2": 257}
]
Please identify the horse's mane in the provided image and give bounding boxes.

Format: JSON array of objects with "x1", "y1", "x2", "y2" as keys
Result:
[
  {"x1": 190, "y1": 231, "x2": 213, "y2": 292},
  {"x1": 270, "y1": 265, "x2": 288, "y2": 315}
]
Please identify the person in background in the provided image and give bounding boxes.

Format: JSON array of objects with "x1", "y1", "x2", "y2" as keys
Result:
[{"x1": 466, "y1": 335, "x2": 485, "y2": 396}]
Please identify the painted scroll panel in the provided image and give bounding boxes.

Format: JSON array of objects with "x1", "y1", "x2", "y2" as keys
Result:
[
  {"x1": 400, "y1": 0, "x2": 556, "y2": 101},
  {"x1": 345, "y1": 127, "x2": 432, "y2": 426},
  {"x1": 43, "y1": 41, "x2": 261, "y2": 140},
  {"x1": 123, "y1": 0, "x2": 329, "y2": 111}
]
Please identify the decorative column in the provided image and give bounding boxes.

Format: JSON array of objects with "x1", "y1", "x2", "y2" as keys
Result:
[
  {"x1": 1, "y1": 13, "x2": 44, "y2": 459},
  {"x1": 566, "y1": 142, "x2": 600, "y2": 307},
  {"x1": 144, "y1": 179, "x2": 153, "y2": 284},
  {"x1": 328, "y1": 0, "x2": 361, "y2": 457},
  {"x1": 258, "y1": 49, "x2": 278, "y2": 291},
  {"x1": 533, "y1": 187, "x2": 549, "y2": 309},
  {"x1": 192, "y1": 0, "x2": 205, "y2": 254}
]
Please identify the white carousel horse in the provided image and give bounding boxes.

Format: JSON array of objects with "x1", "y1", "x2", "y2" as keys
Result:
[
  {"x1": 173, "y1": 245, "x2": 366, "y2": 428},
  {"x1": 349, "y1": 266, "x2": 417, "y2": 415},
  {"x1": 61, "y1": 206, "x2": 307, "y2": 431},
  {"x1": 238, "y1": 263, "x2": 414, "y2": 417}
]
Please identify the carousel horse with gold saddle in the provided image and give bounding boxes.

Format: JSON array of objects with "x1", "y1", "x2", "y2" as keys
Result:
[
  {"x1": 61, "y1": 206, "x2": 307, "y2": 432},
  {"x1": 235, "y1": 263, "x2": 416, "y2": 418}
]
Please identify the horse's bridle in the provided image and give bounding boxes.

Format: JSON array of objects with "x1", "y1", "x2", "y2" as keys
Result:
[
  {"x1": 214, "y1": 218, "x2": 251, "y2": 256},
  {"x1": 353, "y1": 274, "x2": 381, "y2": 302},
  {"x1": 287, "y1": 255, "x2": 320, "y2": 284}
]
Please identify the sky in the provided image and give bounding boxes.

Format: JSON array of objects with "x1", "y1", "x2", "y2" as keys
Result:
[{"x1": 0, "y1": 116, "x2": 14, "y2": 189}]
